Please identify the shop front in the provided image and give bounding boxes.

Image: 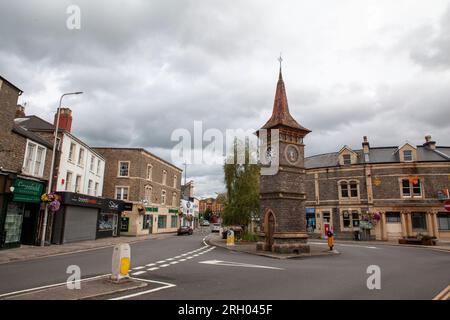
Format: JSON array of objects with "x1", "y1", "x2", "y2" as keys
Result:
[
  {"x1": 0, "y1": 176, "x2": 46, "y2": 249},
  {"x1": 51, "y1": 192, "x2": 125, "y2": 244}
]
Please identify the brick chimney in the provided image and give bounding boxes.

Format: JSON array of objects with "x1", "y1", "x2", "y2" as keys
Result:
[
  {"x1": 15, "y1": 104, "x2": 26, "y2": 118},
  {"x1": 54, "y1": 107, "x2": 72, "y2": 132},
  {"x1": 423, "y1": 134, "x2": 436, "y2": 150},
  {"x1": 362, "y1": 136, "x2": 370, "y2": 162}
]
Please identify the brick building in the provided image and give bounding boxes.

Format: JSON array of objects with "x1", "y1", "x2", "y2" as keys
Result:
[
  {"x1": 304, "y1": 136, "x2": 450, "y2": 241},
  {"x1": 199, "y1": 194, "x2": 225, "y2": 222},
  {"x1": 93, "y1": 148, "x2": 182, "y2": 235},
  {"x1": 0, "y1": 76, "x2": 53, "y2": 248}
]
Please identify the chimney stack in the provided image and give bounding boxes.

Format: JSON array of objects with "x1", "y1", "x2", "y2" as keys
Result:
[
  {"x1": 15, "y1": 104, "x2": 26, "y2": 118},
  {"x1": 54, "y1": 107, "x2": 73, "y2": 133},
  {"x1": 423, "y1": 135, "x2": 436, "y2": 150},
  {"x1": 362, "y1": 136, "x2": 370, "y2": 162}
]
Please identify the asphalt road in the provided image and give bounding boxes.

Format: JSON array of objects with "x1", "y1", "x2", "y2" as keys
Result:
[{"x1": 0, "y1": 231, "x2": 449, "y2": 299}]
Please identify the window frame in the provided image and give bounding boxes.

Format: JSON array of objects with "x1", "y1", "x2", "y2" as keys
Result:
[
  {"x1": 403, "y1": 150, "x2": 413, "y2": 162},
  {"x1": 115, "y1": 186, "x2": 130, "y2": 201},
  {"x1": 77, "y1": 148, "x2": 85, "y2": 167},
  {"x1": 411, "y1": 212, "x2": 427, "y2": 230},
  {"x1": 161, "y1": 189, "x2": 166, "y2": 205},
  {"x1": 437, "y1": 213, "x2": 450, "y2": 231},
  {"x1": 118, "y1": 161, "x2": 130, "y2": 177},
  {"x1": 65, "y1": 171, "x2": 73, "y2": 191},
  {"x1": 68, "y1": 142, "x2": 76, "y2": 162},
  {"x1": 74, "y1": 175, "x2": 82, "y2": 193},
  {"x1": 401, "y1": 178, "x2": 423, "y2": 198},
  {"x1": 22, "y1": 140, "x2": 47, "y2": 178},
  {"x1": 342, "y1": 154, "x2": 352, "y2": 165},
  {"x1": 146, "y1": 164, "x2": 153, "y2": 181}
]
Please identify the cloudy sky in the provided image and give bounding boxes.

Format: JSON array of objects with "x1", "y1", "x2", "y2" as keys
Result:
[{"x1": 1, "y1": 0, "x2": 450, "y2": 197}]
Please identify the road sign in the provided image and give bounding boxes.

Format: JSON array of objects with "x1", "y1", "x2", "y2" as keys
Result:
[{"x1": 445, "y1": 200, "x2": 450, "y2": 212}]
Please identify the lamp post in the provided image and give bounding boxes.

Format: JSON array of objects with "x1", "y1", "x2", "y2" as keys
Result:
[{"x1": 40, "y1": 92, "x2": 83, "y2": 247}]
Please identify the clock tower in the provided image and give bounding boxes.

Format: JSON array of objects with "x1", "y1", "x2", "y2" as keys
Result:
[{"x1": 256, "y1": 64, "x2": 311, "y2": 254}]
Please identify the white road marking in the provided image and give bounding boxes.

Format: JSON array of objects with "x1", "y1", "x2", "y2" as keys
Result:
[
  {"x1": 193, "y1": 254, "x2": 199, "y2": 257},
  {"x1": 132, "y1": 266, "x2": 145, "y2": 270},
  {"x1": 146, "y1": 263, "x2": 156, "y2": 267},
  {"x1": 147, "y1": 267, "x2": 159, "y2": 271},
  {"x1": 199, "y1": 260, "x2": 284, "y2": 270},
  {"x1": 0, "y1": 274, "x2": 109, "y2": 299},
  {"x1": 186, "y1": 257, "x2": 193, "y2": 259},
  {"x1": 160, "y1": 264, "x2": 170, "y2": 268},
  {"x1": 109, "y1": 278, "x2": 176, "y2": 300},
  {"x1": 179, "y1": 259, "x2": 187, "y2": 262},
  {"x1": 131, "y1": 271, "x2": 147, "y2": 276},
  {"x1": 156, "y1": 260, "x2": 166, "y2": 263},
  {"x1": 169, "y1": 261, "x2": 179, "y2": 265},
  {"x1": 166, "y1": 258, "x2": 175, "y2": 261}
]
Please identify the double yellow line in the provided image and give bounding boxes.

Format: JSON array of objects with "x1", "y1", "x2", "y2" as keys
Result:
[{"x1": 433, "y1": 284, "x2": 450, "y2": 300}]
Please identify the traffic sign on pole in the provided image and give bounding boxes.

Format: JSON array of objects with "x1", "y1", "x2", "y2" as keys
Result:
[{"x1": 444, "y1": 200, "x2": 450, "y2": 212}]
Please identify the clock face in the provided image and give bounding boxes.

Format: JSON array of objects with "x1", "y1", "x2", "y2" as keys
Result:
[{"x1": 286, "y1": 145, "x2": 299, "y2": 163}]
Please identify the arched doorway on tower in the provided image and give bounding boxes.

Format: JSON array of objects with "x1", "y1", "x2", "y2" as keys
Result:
[{"x1": 264, "y1": 210, "x2": 276, "y2": 250}]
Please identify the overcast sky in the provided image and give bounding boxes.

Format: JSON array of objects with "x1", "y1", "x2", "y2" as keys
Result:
[{"x1": 1, "y1": 0, "x2": 450, "y2": 197}]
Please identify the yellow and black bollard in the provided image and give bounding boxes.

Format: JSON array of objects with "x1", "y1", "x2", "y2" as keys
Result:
[{"x1": 327, "y1": 230, "x2": 334, "y2": 251}]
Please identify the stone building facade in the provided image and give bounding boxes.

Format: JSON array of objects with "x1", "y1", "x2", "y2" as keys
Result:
[
  {"x1": 0, "y1": 76, "x2": 53, "y2": 248},
  {"x1": 94, "y1": 148, "x2": 182, "y2": 235},
  {"x1": 304, "y1": 136, "x2": 450, "y2": 241}
]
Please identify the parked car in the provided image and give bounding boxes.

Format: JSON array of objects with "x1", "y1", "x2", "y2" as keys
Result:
[
  {"x1": 211, "y1": 223, "x2": 221, "y2": 233},
  {"x1": 177, "y1": 226, "x2": 193, "y2": 236},
  {"x1": 200, "y1": 220, "x2": 210, "y2": 226}
]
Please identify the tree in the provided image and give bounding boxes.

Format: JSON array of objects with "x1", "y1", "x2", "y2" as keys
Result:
[
  {"x1": 222, "y1": 139, "x2": 260, "y2": 230},
  {"x1": 203, "y1": 208, "x2": 213, "y2": 222}
]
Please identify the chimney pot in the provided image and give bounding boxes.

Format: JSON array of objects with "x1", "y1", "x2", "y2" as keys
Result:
[
  {"x1": 423, "y1": 135, "x2": 436, "y2": 150},
  {"x1": 15, "y1": 104, "x2": 26, "y2": 118}
]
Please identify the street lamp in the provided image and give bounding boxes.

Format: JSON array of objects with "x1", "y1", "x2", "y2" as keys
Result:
[{"x1": 40, "y1": 92, "x2": 83, "y2": 247}]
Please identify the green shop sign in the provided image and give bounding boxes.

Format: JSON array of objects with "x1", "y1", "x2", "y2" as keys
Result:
[
  {"x1": 169, "y1": 209, "x2": 179, "y2": 214},
  {"x1": 145, "y1": 207, "x2": 158, "y2": 212},
  {"x1": 12, "y1": 178, "x2": 44, "y2": 203}
]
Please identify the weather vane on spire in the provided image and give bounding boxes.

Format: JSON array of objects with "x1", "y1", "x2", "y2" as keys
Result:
[{"x1": 278, "y1": 53, "x2": 283, "y2": 69}]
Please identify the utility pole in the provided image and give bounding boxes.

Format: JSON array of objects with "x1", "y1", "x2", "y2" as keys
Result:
[{"x1": 40, "y1": 92, "x2": 83, "y2": 246}]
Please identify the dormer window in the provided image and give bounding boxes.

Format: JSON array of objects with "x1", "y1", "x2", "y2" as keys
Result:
[
  {"x1": 343, "y1": 154, "x2": 351, "y2": 165},
  {"x1": 403, "y1": 150, "x2": 413, "y2": 162}
]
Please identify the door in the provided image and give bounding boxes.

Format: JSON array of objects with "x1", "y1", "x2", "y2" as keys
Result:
[
  {"x1": 20, "y1": 203, "x2": 39, "y2": 245},
  {"x1": 266, "y1": 211, "x2": 275, "y2": 250},
  {"x1": 112, "y1": 214, "x2": 118, "y2": 237}
]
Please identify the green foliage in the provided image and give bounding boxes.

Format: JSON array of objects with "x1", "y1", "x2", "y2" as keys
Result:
[
  {"x1": 222, "y1": 139, "x2": 260, "y2": 228},
  {"x1": 241, "y1": 232, "x2": 259, "y2": 242},
  {"x1": 203, "y1": 208, "x2": 213, "y2": 221}
]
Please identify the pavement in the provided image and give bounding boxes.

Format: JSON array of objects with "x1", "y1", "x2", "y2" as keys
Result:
[
  {"x1": 0, "y1": 231, "x2": 449, "y2": 300},
  {"x1": 0, "y1": 232, "x2": 176, "y2": 264}
]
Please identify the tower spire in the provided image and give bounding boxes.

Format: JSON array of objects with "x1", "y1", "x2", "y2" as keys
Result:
[{"x1": 260, "y1": 57, "x2": 310, "y2": 134}]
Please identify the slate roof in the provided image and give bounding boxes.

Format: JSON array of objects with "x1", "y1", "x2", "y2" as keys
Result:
[
  {"x1": 305, "y1": 146, "x2": 450, "y2": 169},
  {"x1": 14, "y1": 115, "x2": 55, "y2": 131},
  {"x1": 12, "y1": 124, "x2": 53, "y2": 149}
]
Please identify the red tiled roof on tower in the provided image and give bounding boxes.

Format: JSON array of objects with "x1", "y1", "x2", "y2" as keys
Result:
[{"x1": 261, "y1": 67, "x2": 310, "y2": 133}]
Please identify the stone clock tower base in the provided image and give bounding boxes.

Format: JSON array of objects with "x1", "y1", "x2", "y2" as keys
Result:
[{"x1": 257, "y1": 233, "x2": 310, "y2": 254}]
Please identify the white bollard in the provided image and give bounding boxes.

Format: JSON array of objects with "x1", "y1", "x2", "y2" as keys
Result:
[{"x1": 111, "y1": 243, "x2": 131, "y2": 282}]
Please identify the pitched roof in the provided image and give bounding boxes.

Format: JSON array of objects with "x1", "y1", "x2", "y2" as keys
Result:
[
  {"x1": 0, "y1": 75, "x2": 23, "y2": 94},
  {"x1": 261, "y1": 69, "x2": 310, "y2": 133},
  {"x1": 14, "y1": 115, "x2": 55, "y2": 131},
  {"x1": 305, "y1": 146, "x2": 450, "y2": 169},
  {"x1": 12, "y1": 124, "x2": 53, "y2": 149}
]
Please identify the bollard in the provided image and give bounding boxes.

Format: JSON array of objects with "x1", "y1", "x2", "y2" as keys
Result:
[
  {"x1": 327, "y1": 231, "x2": 334, "y2": 251},
  {"x1": 226, "y1": 229, "x2": 235, "y2": 246},
  {"x1": 111, "y1": 243, "x2": 131, "y2": 282}
]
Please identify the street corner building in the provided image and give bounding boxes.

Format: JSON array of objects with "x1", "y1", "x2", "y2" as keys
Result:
[
  {"x1": 1, "y1": 75, "x2": 129, "y2": 248},
  {"x1": 304, "y1": 136, "x2": 450, "y2": 242},
  {"x1": 93, "y1": 147, "x2": 183, "y2": 236},
  {"x1": 0, "y1": 76, "x2": 54, "y2": 248}
]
